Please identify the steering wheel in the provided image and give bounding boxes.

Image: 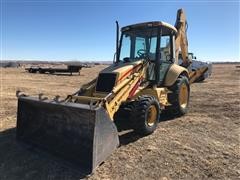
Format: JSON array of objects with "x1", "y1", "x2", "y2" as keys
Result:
[
  {"x1": 166, "y1": 54, "x2": 172, "y2": 61},
  {"x1": 137, "y1": 49, "x2": 147, "y2": 57}
]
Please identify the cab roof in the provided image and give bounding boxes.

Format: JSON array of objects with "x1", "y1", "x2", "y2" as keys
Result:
[{"x1": 121, "y1": 21, "x2": 177, "y2": 34}]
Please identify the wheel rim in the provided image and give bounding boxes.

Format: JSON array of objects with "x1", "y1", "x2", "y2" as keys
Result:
[
  {"x1": 147, "y1": 105, "x2": 157, "y2": 127},
  {"x1": 179, "y1": 83, "x2": 188, "y2": 109}
]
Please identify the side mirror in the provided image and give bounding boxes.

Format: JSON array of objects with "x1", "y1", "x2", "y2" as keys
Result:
[{"x1": 193, "y1": 56, "x2": 197, "y2": 59}]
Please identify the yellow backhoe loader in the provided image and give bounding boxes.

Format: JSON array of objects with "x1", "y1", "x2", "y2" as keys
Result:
[{"x1": 16, "y1": 9, "x2": 209, "y2": 174}]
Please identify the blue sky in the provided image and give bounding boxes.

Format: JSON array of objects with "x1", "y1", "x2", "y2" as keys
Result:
[{"x1": 1, "y1": 1, "x2": 239, "y2": 62}]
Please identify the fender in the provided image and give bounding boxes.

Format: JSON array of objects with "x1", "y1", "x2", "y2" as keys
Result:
[{"x1": 164, "y1": 64, "x2": 188, "y2": 87}]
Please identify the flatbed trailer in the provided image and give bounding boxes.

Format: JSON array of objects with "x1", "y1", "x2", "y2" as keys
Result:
[{"x1": 25, "y1": 65, "x2": 83, "y2": 75}]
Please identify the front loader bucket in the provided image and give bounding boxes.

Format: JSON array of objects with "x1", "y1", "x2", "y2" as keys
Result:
[{"x1": 16, "y1": 96, "x2": 119, "y2": 174}]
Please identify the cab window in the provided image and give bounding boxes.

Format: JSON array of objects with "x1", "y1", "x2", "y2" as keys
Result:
[{"x1": 160, "y1": 35, "x2": 171, "y2": 62}]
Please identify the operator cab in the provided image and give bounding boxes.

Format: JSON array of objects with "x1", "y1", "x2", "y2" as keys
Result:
[{"x1": 117, "y1": 21, "x2": 177, "y2": 85}]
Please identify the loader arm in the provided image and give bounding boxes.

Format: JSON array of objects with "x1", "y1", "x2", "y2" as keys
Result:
[
  {"x1": 70, "y1": 60, "x2": 148, "y2": 120},
  {"x1": 104, "y1": 63, "x2": 145, "y2": 120}
]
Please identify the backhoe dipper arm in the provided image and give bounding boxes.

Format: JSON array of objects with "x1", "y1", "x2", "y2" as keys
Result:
[{"x1": 174, "y1": 8, "x2": 190, "y2": 67}]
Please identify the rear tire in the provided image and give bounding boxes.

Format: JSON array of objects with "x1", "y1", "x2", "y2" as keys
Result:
[
  {"x1": 167, "y1": 75, "x2": 190, "y2": 116},
  {"x1": 131, "y1": 95, "x2": 160, "y2": 135}
]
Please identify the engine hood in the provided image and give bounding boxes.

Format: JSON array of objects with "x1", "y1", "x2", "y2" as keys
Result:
[{"x1": 100, "y1": 60, "x2": 143, "y2": 84}]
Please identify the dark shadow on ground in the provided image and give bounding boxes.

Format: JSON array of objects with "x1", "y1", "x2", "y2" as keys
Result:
[
  {"x1": 117, "y1": 111, "x2": 177, "y2": 146},
  {"x1": 0, "y1": 128, "x2": 87, "y2": 180},
  {"x1": 119, "y1": 131, "x2": 142, "y2": 146},
  {"x1": 160, "y1": 111, "x2": 179, "y2": 121},
  {"x1": 0, "y1": 112, "x2": 177, "y2": 179}
]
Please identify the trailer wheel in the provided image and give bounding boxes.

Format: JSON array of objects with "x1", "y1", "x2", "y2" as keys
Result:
[
  {"x1": 32, "y1": 69, "x2": 37, "y2": 73},
  {"x1": 168, "y1": 75, "x2": 190, "y2": 116},
  {"x1": 29, "y1": 68, "x2": 36, "y2": 73},
  {"x1": 39, "y1": 68, "x2": 45, "y2": 74},
  {"x1": 132, "y1": 95, "x2": 160, "y2": 135},
  {"x1": 49, "y1": 69, "x2": 55, "y2": 74}
]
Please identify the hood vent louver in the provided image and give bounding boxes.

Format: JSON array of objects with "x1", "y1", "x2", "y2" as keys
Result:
[{"x1": 96, "y1": 73, "x2": 117, "y2": 92}]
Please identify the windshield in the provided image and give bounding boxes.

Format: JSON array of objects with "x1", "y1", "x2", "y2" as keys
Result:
[{"x1": 119, "y1": 28, "x2": 158, "y2": 62}]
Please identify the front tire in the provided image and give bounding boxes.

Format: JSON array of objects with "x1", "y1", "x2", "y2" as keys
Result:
[
  {"x1": 114, "y1": 102, "x2": 135, "y2": 131},
  {"x1": 132, "y1": 95, "x2": 160, "y2": 135}
]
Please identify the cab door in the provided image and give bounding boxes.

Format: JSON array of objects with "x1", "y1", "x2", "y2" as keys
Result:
[{"x1": 158, "y1": 34, "x2": 174, "y2": 85}]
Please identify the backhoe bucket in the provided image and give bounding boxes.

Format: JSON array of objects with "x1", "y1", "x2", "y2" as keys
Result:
[{"x1": 16, "y1": 96, "x2": 119, "y2": 174}]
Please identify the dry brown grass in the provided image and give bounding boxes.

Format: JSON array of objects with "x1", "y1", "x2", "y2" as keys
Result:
[{"x1": 0, "y1": 64, "x2": 239, "y2": 179}]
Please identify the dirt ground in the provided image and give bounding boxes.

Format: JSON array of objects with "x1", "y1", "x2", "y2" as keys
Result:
[{"x1": 0, "y1": 64, "x2": 239, "y2": 180}]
